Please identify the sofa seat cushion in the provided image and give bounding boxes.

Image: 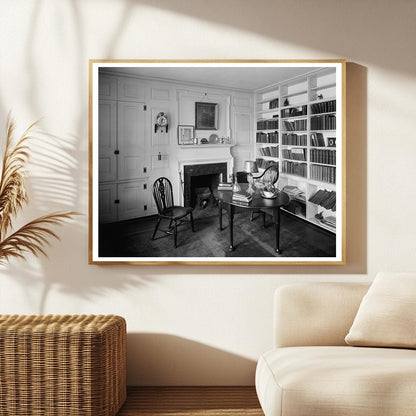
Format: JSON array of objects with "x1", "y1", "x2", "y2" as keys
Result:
[{"x1": 256, "y1": 346, "x2": 416, "y2": 416}]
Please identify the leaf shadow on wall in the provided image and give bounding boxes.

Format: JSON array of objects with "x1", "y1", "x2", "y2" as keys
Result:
[
  {"x1": 132, "y1": 0, "x2": 416, "y2": 77},
  {"x1": 0, "y1": 128, "x2": 150, "y2": 314},
  {"x1": 126, "y1": 333, "x2": 256, "y2": 386}
]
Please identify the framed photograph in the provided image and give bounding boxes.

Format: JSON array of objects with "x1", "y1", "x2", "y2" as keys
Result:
[
  {"x1": 89, "y1": 60, "x2": 346, "y2": 265},
  {"x1": 195, "y1": 102, "x2": 218, "y2": 130},
  {"x1": 178, "y1": 125, "x2": 195, "y2": 145}
]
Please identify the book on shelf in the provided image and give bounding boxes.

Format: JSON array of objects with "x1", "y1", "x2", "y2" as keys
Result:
[
  {"x1": 310, "y1": 148, "x2": 336, "y2": 165},
  {"x1": 282, "y1": 185, "x2": 306, "y2": 202},
  {"x1": 256, "y1": 131, "x2": 279, "y2": 143},
  {"x1": 257, "y1": 118, "x2": 279, "y2": 130},
  {"x1": 310, "y1": 114, "x2": 336, "y2": 130},
  {"x1": 310, "y1": 164, "x2": 336, "y2": 184},
  {"x1": 283, "y1": 119, "x2": 307, "y2": 132},
  {"x1": 281, "y1": 105, "x2": 307, "y2": 118},
  {"x1": 282, "y1": 147, "x2": 307, "y2": 161},
  {"x1": 282, "y1": 160, "x2": 307, "y2": 178},
  {"x1": 259, "y1": 146, "x2": 279, "y2": 157},
  {"x1": 308, "y1": 189, "x2": 336, "y2": 210},
  {"x1": 268, "y1": 98, "x2": 279, "y2": 109},
  {"x1": 310, "y1": 99, "x2": 336, "y2": 115},
  {"x1": 310, "y1": 132, "x2": 326, "y2": 147},
  {"x1": 282, "y1": 133, "x2": 307, "y2": 146}
]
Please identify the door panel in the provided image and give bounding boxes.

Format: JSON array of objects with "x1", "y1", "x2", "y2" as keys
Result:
[
  {"x1": 99, "y1": 100, "x2": 117, "y2": 182},
  {"x1": 117, "y1": 101, "x2": 147, "y2": 180}
]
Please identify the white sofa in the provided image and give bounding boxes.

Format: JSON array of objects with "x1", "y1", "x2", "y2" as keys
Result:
[{"x1": 255, "y1": 282, "x2": 416, "y2": 416}]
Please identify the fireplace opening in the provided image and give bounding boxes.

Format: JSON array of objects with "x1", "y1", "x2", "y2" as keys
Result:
[{"x1": 183, "y1": 163, "x2": 228, "y2": 208}]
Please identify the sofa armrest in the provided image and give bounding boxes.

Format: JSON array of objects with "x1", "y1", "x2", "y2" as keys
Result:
[{"x1": 274, "y1": 282, "x2": 370, "y2": 348}]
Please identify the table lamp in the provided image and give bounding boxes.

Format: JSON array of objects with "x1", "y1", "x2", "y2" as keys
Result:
[{"x1": 244, "y1": 160, "x2": 259, "y2": 194}]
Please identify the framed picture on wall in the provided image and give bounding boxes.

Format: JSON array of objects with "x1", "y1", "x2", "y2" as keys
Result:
[
  {"x1": 178, "y1": 125, "x2": 195, "y2": 145},
  {"x1": 89, "y1": 60, "x2": 346, "y2": 265},
  {"x1": 195, "y1": 102, "x2": 218, "y2": 130}
]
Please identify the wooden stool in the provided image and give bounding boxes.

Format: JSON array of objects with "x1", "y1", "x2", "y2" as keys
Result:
[{"x1": 0, "y1": 314, "x2": 126, "y2": 416}]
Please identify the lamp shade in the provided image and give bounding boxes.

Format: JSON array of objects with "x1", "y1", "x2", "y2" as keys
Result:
[{"x1": 244, "y1": 160, "x2": 259, "y2": 174}]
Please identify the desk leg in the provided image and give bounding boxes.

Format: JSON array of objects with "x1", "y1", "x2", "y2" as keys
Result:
[
  {"x1": 274, "y1": 207, "x2": 281, "y2": 254},
  {"x1": 228, "y1": 204, "x2": 235, "y2": 252},
  {"x1": 218, "y1": 201, "x2": 223, "y2": 230}
]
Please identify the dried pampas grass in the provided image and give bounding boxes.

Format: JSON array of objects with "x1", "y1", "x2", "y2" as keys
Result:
[{"x1": 0, "y1": 115, "x2": 77, "y2": 264}]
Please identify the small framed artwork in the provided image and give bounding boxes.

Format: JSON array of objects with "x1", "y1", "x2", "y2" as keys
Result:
[
  {"x1": 195, "y1": 102, "x2": 218, "y2": 130},
  {"x1": 328, "y1": 137, "x2": 336, "y2": 147},
  {"x1": 178, "y1": 125, "x2": 195, "y2": 145}
]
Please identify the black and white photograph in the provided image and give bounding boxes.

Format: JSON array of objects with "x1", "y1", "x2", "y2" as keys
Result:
[{"x1": 90, "y1": 61, "x2": 345, "y2": 264}]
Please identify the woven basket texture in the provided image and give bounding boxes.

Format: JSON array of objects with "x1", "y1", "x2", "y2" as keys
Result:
[{"x1": 0, "y1": 314, "x2": 126, "y2": 416}]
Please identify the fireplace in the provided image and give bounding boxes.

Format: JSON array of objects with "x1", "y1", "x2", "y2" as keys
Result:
[{"x1": 183, "y1": 163, "x2": 228, "y2": 207}]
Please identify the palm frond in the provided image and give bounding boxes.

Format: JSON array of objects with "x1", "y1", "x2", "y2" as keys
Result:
[
  {"x1": 0, "y1": 211, "x2": 77, "y2": 264},
  {"x1": 0, "y1": 115, "x2": 38, "y2": 238}
]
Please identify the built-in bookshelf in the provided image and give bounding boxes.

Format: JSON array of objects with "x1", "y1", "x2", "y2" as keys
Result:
[{"x1": 254, "y1": 67, "x2": 338, "y2": 233}]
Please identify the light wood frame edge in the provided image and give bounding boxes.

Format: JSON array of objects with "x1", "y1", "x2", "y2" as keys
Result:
[{"x1": 88, "y1": 59, "x2": 347, "y2": 266}]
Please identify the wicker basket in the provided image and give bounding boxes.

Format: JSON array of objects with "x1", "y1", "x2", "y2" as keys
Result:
[{"x1": 0, "y1": 314, "x2": 126, "y2": 416}]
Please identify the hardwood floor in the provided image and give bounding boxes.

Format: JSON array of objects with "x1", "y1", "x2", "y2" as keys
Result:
[
  {"x1": 100, "y1": 204, "x2": 336, "y2": 258},
  {"x1": 117, "y1": 386, "x2": 263, "y2": 416}
]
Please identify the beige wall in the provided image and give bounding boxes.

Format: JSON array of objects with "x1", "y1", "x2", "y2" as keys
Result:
[{"x1": 0, "y1": 0, "x2": 415, "y2": 385}]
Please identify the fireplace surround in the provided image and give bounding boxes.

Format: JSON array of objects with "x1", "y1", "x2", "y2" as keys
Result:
[{"x1": 183, "y1": 162, "x2": 228, "y2": 208}]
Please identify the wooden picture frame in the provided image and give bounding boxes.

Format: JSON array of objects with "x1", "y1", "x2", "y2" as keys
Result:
[
  {"x1": 89, "y1": 60, "x2": 346, "y2": 265},
  {"x1": 178, "y1": 125, "x2": 195, "y2": 145},
  {"x1": 195, "y1": 102, "x2": 218, "y2": 130}
]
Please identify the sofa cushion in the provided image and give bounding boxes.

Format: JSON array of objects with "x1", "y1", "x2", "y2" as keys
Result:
[
  {"x1": 256, "y1": 346, "x2": 416, "y2": 416},
  {"x1": 345, "y1": 272, "x2": 416, "y2": 348}
]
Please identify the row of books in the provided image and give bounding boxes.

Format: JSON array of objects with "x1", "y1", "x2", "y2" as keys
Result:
[
  {"x1": 256, "y1": 158, "x2": 278, "y2": 170},
  {"x1": 232, "y1": 191, "x2": 252, "y2": 203},
  {"x1": 282, "y1": 185, "x2": 306, "y2": 202},
  {"x1": 283, "y1": 119, "x2": 307, "y2": 132},
  {"x1": 308, "y1": 189, "x2": 336, "y2": 210},
  {"x1": 282, "y1": 133, "x2": 307, "y2": 146},
  {"x1": 257, "y1": 118, "x2": 279, "y2": 130},
  {"x1": 310, "y1": 114, "x2": 336, "y2": 130},
  {"x1": 310, "y1": 149, "x2": 336, "y2": 165},
  {"x1": 310, "y1": 164, "x2": 336, "y2": 184},
  {"x1": 310, "y1": 132, "x2": 326, "y2": 147},
  {"x1": 269, "y1": 98, "x2": 279, "y2": 109},
  {"x1": 282, "y1": 161, "x2": 307, "y2": 178},
  {"x1": 281, "y1": 105, "x2": 307, "y2": 119},
  {"x1": 256, "y1": 131, "x2": 278, "y2": 143},
  {"x1": 310, "y1": 99, "x2": 336, "y2": 114},
  {"x1": 259, "y1": 146, "x2": 279, "y2": 157},
  {"x1": 282, "y1": 148, "x2": 307, "y2": 161}
]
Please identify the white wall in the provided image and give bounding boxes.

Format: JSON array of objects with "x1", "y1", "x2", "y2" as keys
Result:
[{"x1": 0, "y1": 0, "x2": 415, "y2": 385}]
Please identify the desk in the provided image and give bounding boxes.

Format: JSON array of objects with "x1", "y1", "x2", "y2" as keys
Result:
[{"x1": 218, "y1": 186, "x2": 290, "y2": 255}]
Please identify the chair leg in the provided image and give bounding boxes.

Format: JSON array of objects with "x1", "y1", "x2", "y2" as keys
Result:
[
  {"x1": 190, "y1": 212, "x2": 195, "y2": 232},
  {"x1": 168, "y1": 219, "x2": 173, "y2": 229},
  {"x1": 173, "y1": 220, "x2": 178, "y2": 248},
  {"x1": 262, "y1": 212, "x2": 267, "y2": 228},
  {"x1": 152, "y1": 218, "x2": 161, "y2": 240},
  {"x1": 250, "y1": 210, "x2": 254, "y2": 221}
]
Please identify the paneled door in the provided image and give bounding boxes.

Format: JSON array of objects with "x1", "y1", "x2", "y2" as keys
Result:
[
  {"x1": 117, "y1": 101, "x2": 147, "y2": 180},
  {"x1": 98, "y1": 100, "x2": 117, "y2": 182},
  {"x1": 118, "y1": 181, "x2": 150, "y2": 220}
]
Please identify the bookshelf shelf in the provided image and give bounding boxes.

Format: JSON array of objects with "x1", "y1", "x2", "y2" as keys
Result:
[
  {"x1": 310, "y1": 82, "x2": 336, "y2": 91},
  {"x1": 256, "y1": 96, "x2": 280, "y2": 105},
  {"x1": 281, "y1": 89, "x2": 308, "y2": 98},
  {"x1": 281, "y1": 114, "x2": 308, "y2": 120},
  {"x1": 254, "y1": 67, "x2": 338, "y2": 233}
]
